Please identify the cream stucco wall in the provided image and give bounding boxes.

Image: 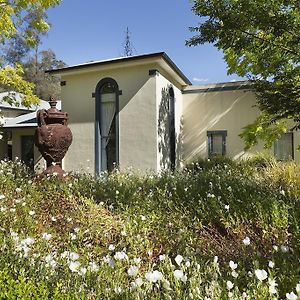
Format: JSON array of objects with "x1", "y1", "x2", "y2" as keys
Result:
[
  {"x1": 57, "y1": 59, "x2": 300, "y2": 174},
  {"x1": 120, "y1": 74, "x2": 157, "y2": 171},
  {"x1": 61, "y1": 64, "x2": 160, "y2": 173},
  {"x1": 182, "y1": 86, "x2": 300, "y2": 163},
  {"x1": 183, "y1": 87, "x2": 263, "y2": 163}
]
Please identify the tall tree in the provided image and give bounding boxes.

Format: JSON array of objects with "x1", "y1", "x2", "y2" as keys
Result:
[
  {"x1": 23, "y1": 49, "x2": 66, "y2": 100},
  {"x1": 187, "y1": 0, "x2": 300, "y2": 149},
  {"x1": 23, "y1": 9, "x2": 49, "y2": 78},
  {"x1": 1, "y1": 34, "x2": 30, "y2": 66},
  {"x1": 0, "y1": 0, "x2": 61, "y2": 107}
]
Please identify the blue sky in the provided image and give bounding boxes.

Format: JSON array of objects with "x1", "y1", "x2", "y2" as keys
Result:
[{"x1": 42, "y1": 0, "x2": 244, "y2": 84}]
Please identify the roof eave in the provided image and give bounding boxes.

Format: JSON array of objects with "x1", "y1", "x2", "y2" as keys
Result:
[
  {"x1": 160, "y1": 53, "x2": 191, "y2": 85},
  {"x1": 3, "y1": 124, "x2": 37, "y2": 129},
  {"x1": 46, "y1": 52, "x2": 191, "y2": 86}
]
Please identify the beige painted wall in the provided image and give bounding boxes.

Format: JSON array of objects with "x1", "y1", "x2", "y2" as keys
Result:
[
  {"x1": 59, "y1": 65, "x2": 300, "y2": 173},
  {"x1": 120, "y1": 75, "x2": 157, "y2": 171},
  {"x1": 61, "y1": 64, "x2": 160, "y2": 173},
  {"x1": 182, "y1": 86, "x2": 300, "y2": 163},
  {"x1": 183, "y1": 87, "x2": 255, "y2": 162}
]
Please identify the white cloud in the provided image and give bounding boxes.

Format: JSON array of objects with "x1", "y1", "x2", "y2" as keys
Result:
[{"x1": 193, "y1": 77, "x2": 209, "y2": 82}]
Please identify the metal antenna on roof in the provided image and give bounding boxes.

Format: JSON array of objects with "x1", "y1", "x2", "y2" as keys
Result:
[{"x1": 122, "y1": 27, "x2": 136, "y2": 57}]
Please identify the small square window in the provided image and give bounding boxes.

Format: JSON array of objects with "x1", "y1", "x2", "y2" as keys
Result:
[
  {"x1": 207, "y1": 130, "x2": 227, "y2": 158},
  {"x1": 274, "y1": 132, "x2": 293, "y2": 161}
]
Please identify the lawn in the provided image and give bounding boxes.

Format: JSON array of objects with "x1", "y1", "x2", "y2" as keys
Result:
[{"x1": 0, "y1": 156, "x2": 299, "y2": 299}]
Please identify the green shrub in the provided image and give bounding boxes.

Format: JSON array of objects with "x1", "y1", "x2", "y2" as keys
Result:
[{"x1": 0, "y1": 158, "x2": 299, "y2": 299}]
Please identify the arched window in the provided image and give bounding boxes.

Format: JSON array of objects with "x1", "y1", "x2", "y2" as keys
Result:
[
  {"x1": 95, "y1": 78, "x2": 119, "y2": 174},
  {"x1": 169, "y1": 87, "x2": 176, "y2": 170}
]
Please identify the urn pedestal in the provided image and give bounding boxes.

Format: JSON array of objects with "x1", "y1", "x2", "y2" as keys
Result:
[{"x1": 35, "y1": 97, "x2": 73, "y2": 176}]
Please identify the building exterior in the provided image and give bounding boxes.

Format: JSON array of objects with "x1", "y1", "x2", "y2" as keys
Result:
[
  {"x1": 0, "y1": 92, "x2": 35, "y2": 166},
  {"x1": 1, "y1": 53, "x2": 299, "y2": 173},
  {"x1": 0, "y1": 94, "x2": 60, "y2": 172}
]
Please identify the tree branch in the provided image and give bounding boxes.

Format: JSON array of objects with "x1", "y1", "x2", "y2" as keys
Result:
[
  {"x1": 285, "y1": 29, "x2": 300, "y2": 40},
  {"x1": 238, "y1": 29, "x2": 299, "y2": 56}
]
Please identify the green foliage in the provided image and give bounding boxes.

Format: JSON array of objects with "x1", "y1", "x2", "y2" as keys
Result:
[
  {"x1": 0, "y1": 268, "x2": 49, "y2": 299},
  {"x1": 0, "y1": 267, "x2": 83, "y2": 299},
  {"x1": 240, "y1": 113, "x2": 288, "y2": 149},
  {"x1": 0, "y1": 0, "x2": 61, "y2": 107},
  {"x1": 187, "y1": 0, "x2": 300, "y2": 148},
  {"x1": 0, "y1": 0, "x2": 60, "y2": 43},
  {"x1": 0, "y1": 64, "x2": 39, "y2": 106},
  {"x1": 0, "y1": 158, "x2": 300, "y2": 298}
]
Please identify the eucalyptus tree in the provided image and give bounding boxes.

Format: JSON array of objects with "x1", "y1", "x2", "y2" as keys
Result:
[{"x1": 23, "y1": 49, "x2": 67, "y2": 100}]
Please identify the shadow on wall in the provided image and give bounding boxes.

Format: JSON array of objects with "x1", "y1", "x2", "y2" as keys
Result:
[
  {"x1": 177, "y1": 117, "x2": 184, "y2": 168},
  {"x1": 182, "y1": 91, "x2": 249, "y2": 162},
  {"x1": 158, "y1": 86, "x2": 184, "y2": 170},
  {"x1": 158, "y1": 87, "x2": 171, "y2": 170}
]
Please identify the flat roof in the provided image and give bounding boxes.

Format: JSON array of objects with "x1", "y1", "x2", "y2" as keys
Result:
[
  {"x1": 182, "y1": 80, "x2": 253, "y2": 94},
  {"x1": 3, "y1": 101, "x2": 61, "y2": 128},
  {"x1": 46, "y1": 52, "x2": 192, "y2": 85}
]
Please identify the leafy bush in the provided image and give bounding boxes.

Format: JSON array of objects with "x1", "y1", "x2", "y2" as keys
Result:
[{"x1": 0, "y1": 157, "x2": 299, "y2": 299}]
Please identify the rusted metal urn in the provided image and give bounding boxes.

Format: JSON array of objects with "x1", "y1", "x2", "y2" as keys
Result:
[{"x1": 34, "y1": 97, "x2": 72, "y2": 176}]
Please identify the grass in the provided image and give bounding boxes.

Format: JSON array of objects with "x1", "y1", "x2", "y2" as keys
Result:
[{"x1": 0, "y1": 156, "x2": 299, "y2": 299}]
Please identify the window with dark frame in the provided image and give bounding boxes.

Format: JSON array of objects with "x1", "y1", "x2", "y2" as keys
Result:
[
  {"x1": 274, "y1": 132, "x2": 294, "y2": 161},
  {"x1": 94, "y1": 77, "x2": 120, "y2": 174},
  {"x1": 207, "y1": 130, "x2": 227, "y2": 158},
  {"x1": 99, "y1": 81, "x2": 117, "y2": 173},
  {"x1": 168, "y1": 87, "x2": 176, "y2": 170},
  {"x1": 21, "y1": 135, "x2": 34, "y2": 169}
]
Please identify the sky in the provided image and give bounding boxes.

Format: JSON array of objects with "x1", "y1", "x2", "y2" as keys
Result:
[{"x1": 41, "y1": 0, "x2": 245, "y2": 84}]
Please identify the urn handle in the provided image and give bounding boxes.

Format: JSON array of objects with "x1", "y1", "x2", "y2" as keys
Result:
[{"x1": 37, "y1": 109, "x2": 48, "y2": 127}]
